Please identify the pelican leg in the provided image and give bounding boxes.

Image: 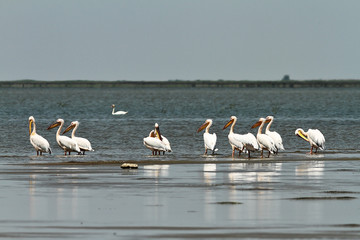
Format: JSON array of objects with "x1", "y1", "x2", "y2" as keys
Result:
[
  {"x1": 267, "y1": 151, "x2": 271, "y2": 158},
  {"x1": 163, "y1": 151, "x2": 165, "y2": 155},
  {"x1": 248, "y1": 151, "x2": 251, "y2": 159},
  {"x1": 232, "y1": 149, "x2": 235, "y2": 158},
  {"x1": 310, "y1": 146, "x2": 313, "y2": 154},
  {"x1": 261, "y1": 149, "x2": 264, "y2": 158},
  {"x1": 205, "y1": 148, "x2": 208, "y2": 155},
  {"x1": 315, "y1": 147, "x2": 318, "y2": 153},
  {"x1": 36, "y1": 151, "x2": 39, "y2": 156}
]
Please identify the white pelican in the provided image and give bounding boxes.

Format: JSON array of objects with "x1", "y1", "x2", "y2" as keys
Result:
[
  {"x1": 63, "y1": 121, "x2": 94, "y2": 155},
  {"x1": 47, "y1": 119, "x2": 81, "y2": 155},
  {"x1": 252, "y1": 117, "x2": 277, "y2": 158},
  {"x1": 111, "y1": 104, "x2": 128, "y2": 115},
  {"x1": 223, "y1": 116, "x2": 259, "y2": 158},
  {"x1": 197, "y1": 119, "x2": 218, "y2": 155},
  {"x1": 295, "y1": 128, "x2": 325, "y2": 154},
  {"x1": 28, "y1": 116, "x2": 51, "y2": 155},
  {"x1": 143, "y1": 123, "x2": 172, "y2": 155},
  {"x1": 265, "y1": 116, "x2": 285, "y2": 153}
]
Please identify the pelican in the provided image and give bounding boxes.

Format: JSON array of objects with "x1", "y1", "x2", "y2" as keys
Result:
[
  {"x1": 252, "y1": 118, "x2": 277, "y2": 158},
  {"x1": 197, "y1": 119, "x2": 218, "y2": 155},
  {"x1": 111, "y1": 104, "x2": 128, "y2": 115},
  {"x1": 143, "y1": 123, "x2": 172, "y2": 155},
  {"x1": 63, "y1": 121, "x2": 94, "y2": 155},
  {"x1": 265, "y1": 116, "x2": 285, "y2": 153},
  {"x1": 47, "y1": 119, "x2": 81, "y2": 155},
  {"x1": 28, "y1": 116, "x2": 51, "y2": 155},
  {"x1": 295, "y1": 128, "x2": 325, "y2": 154},
  {"x1": 223, "y1": 116, "x2": 259, "y2": 158}
]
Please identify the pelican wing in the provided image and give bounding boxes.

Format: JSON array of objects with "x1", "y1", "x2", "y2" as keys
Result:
[
  {"x1": 266, "y1": 130, "x2": 285, "y2": 151},
  {"x1": 307, "y1": 129, "x2": 325, "y2": 150},
  {"x1": 30, "y1": 134, "x2": 51, "y2": 153},
  {"x1": 58, "y1": 135, "x2": 80, "y2": 152},
  {"x1": 73, "y1": 136, "x2": 93, "y2": 151},
  {"x1": 241, "y1": 133, "x2": 259, "y2": 151},
  {"x1": 257, "y1": 134, "x2": 277, "y2": 153},
  {"x1": 203, "y1": 132, "x2": 217, "y2": 151},
  {"x1": 228, "y1": 133, "x2": 244, "y2": 150},
  {"x1": 143, "y1": 137, "x2": 166, "y2": 152},
  {"x1": 161, "y1": 135, "x2": 172, "y2": 152}
]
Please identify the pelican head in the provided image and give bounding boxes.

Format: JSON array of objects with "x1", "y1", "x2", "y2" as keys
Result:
[
  {"x1": 29, "y1": 116, "x2": 35, "y2": 135},
  {"x1": 295, "y1": 128, "x2": 309, "y2": 142},
  {"x1": 197, "y1": 119, "x2": 212, "y2": 133},
  {"x1": 265, "y1": 116, "x2": 273, "y2": 123},
  {"x1": 63, "y1": 121, "x2": 79, "y2": 134},
  {"x1": 47, "y1": 118, "x2": 64, "y2": 130},
  {"x1": 251, "y1": 117, "x2": 266, "y2": 128},
  {"x1": 223, "y1": 116, "x2": 237, "y2": 130}
]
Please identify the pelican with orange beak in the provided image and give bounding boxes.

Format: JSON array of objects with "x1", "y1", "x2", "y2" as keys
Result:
[
  {"x1": 197, "y1": 119, "x2": 218, "y2": 155},
  {"x1": 28, "y1": 116, "x2": 52, "y2": 155},
  {"x1": 265, "y1": 116, "x2": 285, "y2": 153},
  {"x1": 63, "y1": 121, "x2": 94, "y2": 155},
  {"x1": 223, "y1": 116, "x2": 259, "y2": 158},
  {"x1": 295, "y1": 128, "x2": 325, "y2": 154},
  {"x1": 47, "y1": 119, "x2": 81, "y2": 155},
  {"x1": 251, "y1": 117, "x2": 277, "y2": 158}
]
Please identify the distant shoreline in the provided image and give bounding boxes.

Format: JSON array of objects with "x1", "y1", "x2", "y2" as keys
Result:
[{"x1": 1, "y1": 79, "x2": 360, "y2": 88}]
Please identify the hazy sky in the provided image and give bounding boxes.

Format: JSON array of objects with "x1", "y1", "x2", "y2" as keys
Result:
[{"x1": 1, "y1": 0, "x2": 360, "y2": 81}]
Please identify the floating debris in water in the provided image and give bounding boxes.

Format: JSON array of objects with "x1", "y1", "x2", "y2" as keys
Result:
[{"x1": 121, "y1": 163, "x2": 138, "y2": 169}]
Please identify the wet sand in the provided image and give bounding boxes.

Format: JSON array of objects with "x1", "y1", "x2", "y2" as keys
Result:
[{"x1": 1, "y1": 153, "x2": 360, "y2": 239}]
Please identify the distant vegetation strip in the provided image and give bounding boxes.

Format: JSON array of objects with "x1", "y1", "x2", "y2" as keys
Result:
[{"x1": 1, "y1": 79, "x2": 360, "y2": 88}]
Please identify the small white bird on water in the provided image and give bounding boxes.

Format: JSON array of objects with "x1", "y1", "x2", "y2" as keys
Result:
[
  {"x1": 111, "y1": 104, "x2": 128, "y2": 115},
  {"x1": 29, "y1": 116, "x2": 52, "y2": 156}
]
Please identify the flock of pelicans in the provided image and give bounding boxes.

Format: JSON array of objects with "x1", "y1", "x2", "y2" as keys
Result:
[{"x1": 28, "y1": 104, "x2": 326, "y2": 158}]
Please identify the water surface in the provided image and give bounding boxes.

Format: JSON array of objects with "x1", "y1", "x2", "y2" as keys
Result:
[{"x1": 1, "y1": 87, "x2": 360, "y2": 239}]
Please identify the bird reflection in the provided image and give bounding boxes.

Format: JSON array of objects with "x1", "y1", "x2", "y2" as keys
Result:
[{"x1": 295, "y1": 161, "x2": 325, "y2": 179}]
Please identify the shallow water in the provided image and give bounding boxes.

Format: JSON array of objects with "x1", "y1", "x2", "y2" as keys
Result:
[{"x1": 1, "y1": 87, "x2": 360, "y2": 239}]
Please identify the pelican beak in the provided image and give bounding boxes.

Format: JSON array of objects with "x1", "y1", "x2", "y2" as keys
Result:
[
  {"x1": 296, "y1": 131, "x2": 309, "y2": 142},
  {"x1": 29, "y1": 119, "x2": 32, "y2": 135},
  {"x1": 155, "y1": 126, "x2": 163, "y2": 141},
  {"x1": 223, "y1": 119, "x2": 234, "y2": 130},
  {"x1": 197, "y1": 121, "x2": 209, "y2": 133},
  {"x1": 251, "y1": 121, "x2": 262, "y2": 128},
  {"x1": 47, "y1": 121, "x2": 60, "y2": 130},
  {"x1": 265, "y1": 118, "x2": 271, "y2": 123},
  {"x1": 63, "y1": 123, "x2": 75, "y2": 134}
]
